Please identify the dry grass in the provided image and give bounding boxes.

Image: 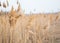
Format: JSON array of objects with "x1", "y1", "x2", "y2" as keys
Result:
[
  {"x1": 0, "y1": 0, "x2": 60, "y2": 43},
  {"x1": 0, "y1": 9, "x2": 60, "y2": 43}
]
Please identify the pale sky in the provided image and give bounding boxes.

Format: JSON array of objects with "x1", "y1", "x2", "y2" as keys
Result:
[{"x1": 0, "y1": 0, "x2": 60, "y2": 14}]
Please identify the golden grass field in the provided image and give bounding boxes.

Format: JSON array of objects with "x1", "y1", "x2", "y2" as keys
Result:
[
  {"x1": 0, "y1": 9, "x2": 60, "y2": 43},
  {"x1": 0, "y1": 0, "x2": 60, "y2": 43}
]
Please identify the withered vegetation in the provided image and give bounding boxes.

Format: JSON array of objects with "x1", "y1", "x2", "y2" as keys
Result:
[{"x1": 0, "y1": 0, "x2": 60, "y2": 43}]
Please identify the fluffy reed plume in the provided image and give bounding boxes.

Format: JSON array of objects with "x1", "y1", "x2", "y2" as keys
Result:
[
  {"x1": 3, "y1": 2, "x2": 7, "y2": 8},
  {"x1": 17, "y1": 0, "x2": 19, "y2": 4},
  {"x1": 0, "y1": 2, "x2": 1, "y2": 6},
  {"x1": 17, "y1": 3, "x2": 20, "y2": 12},
  {"x1": 0, "y1": 0, "x2": 9, "y2": 8},
  {"x1": 7, "y1": 1, "x2": 9, "y2": 6}
]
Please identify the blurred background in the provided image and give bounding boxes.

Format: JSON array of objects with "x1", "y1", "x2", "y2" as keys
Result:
[{"x1": 0, "y1": 0, "x2": 60, "y2": 14}]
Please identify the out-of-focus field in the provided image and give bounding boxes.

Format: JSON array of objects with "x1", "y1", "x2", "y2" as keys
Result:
[{"x1": 0, "y1": 10, "x2": 60, "y2": 43}]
